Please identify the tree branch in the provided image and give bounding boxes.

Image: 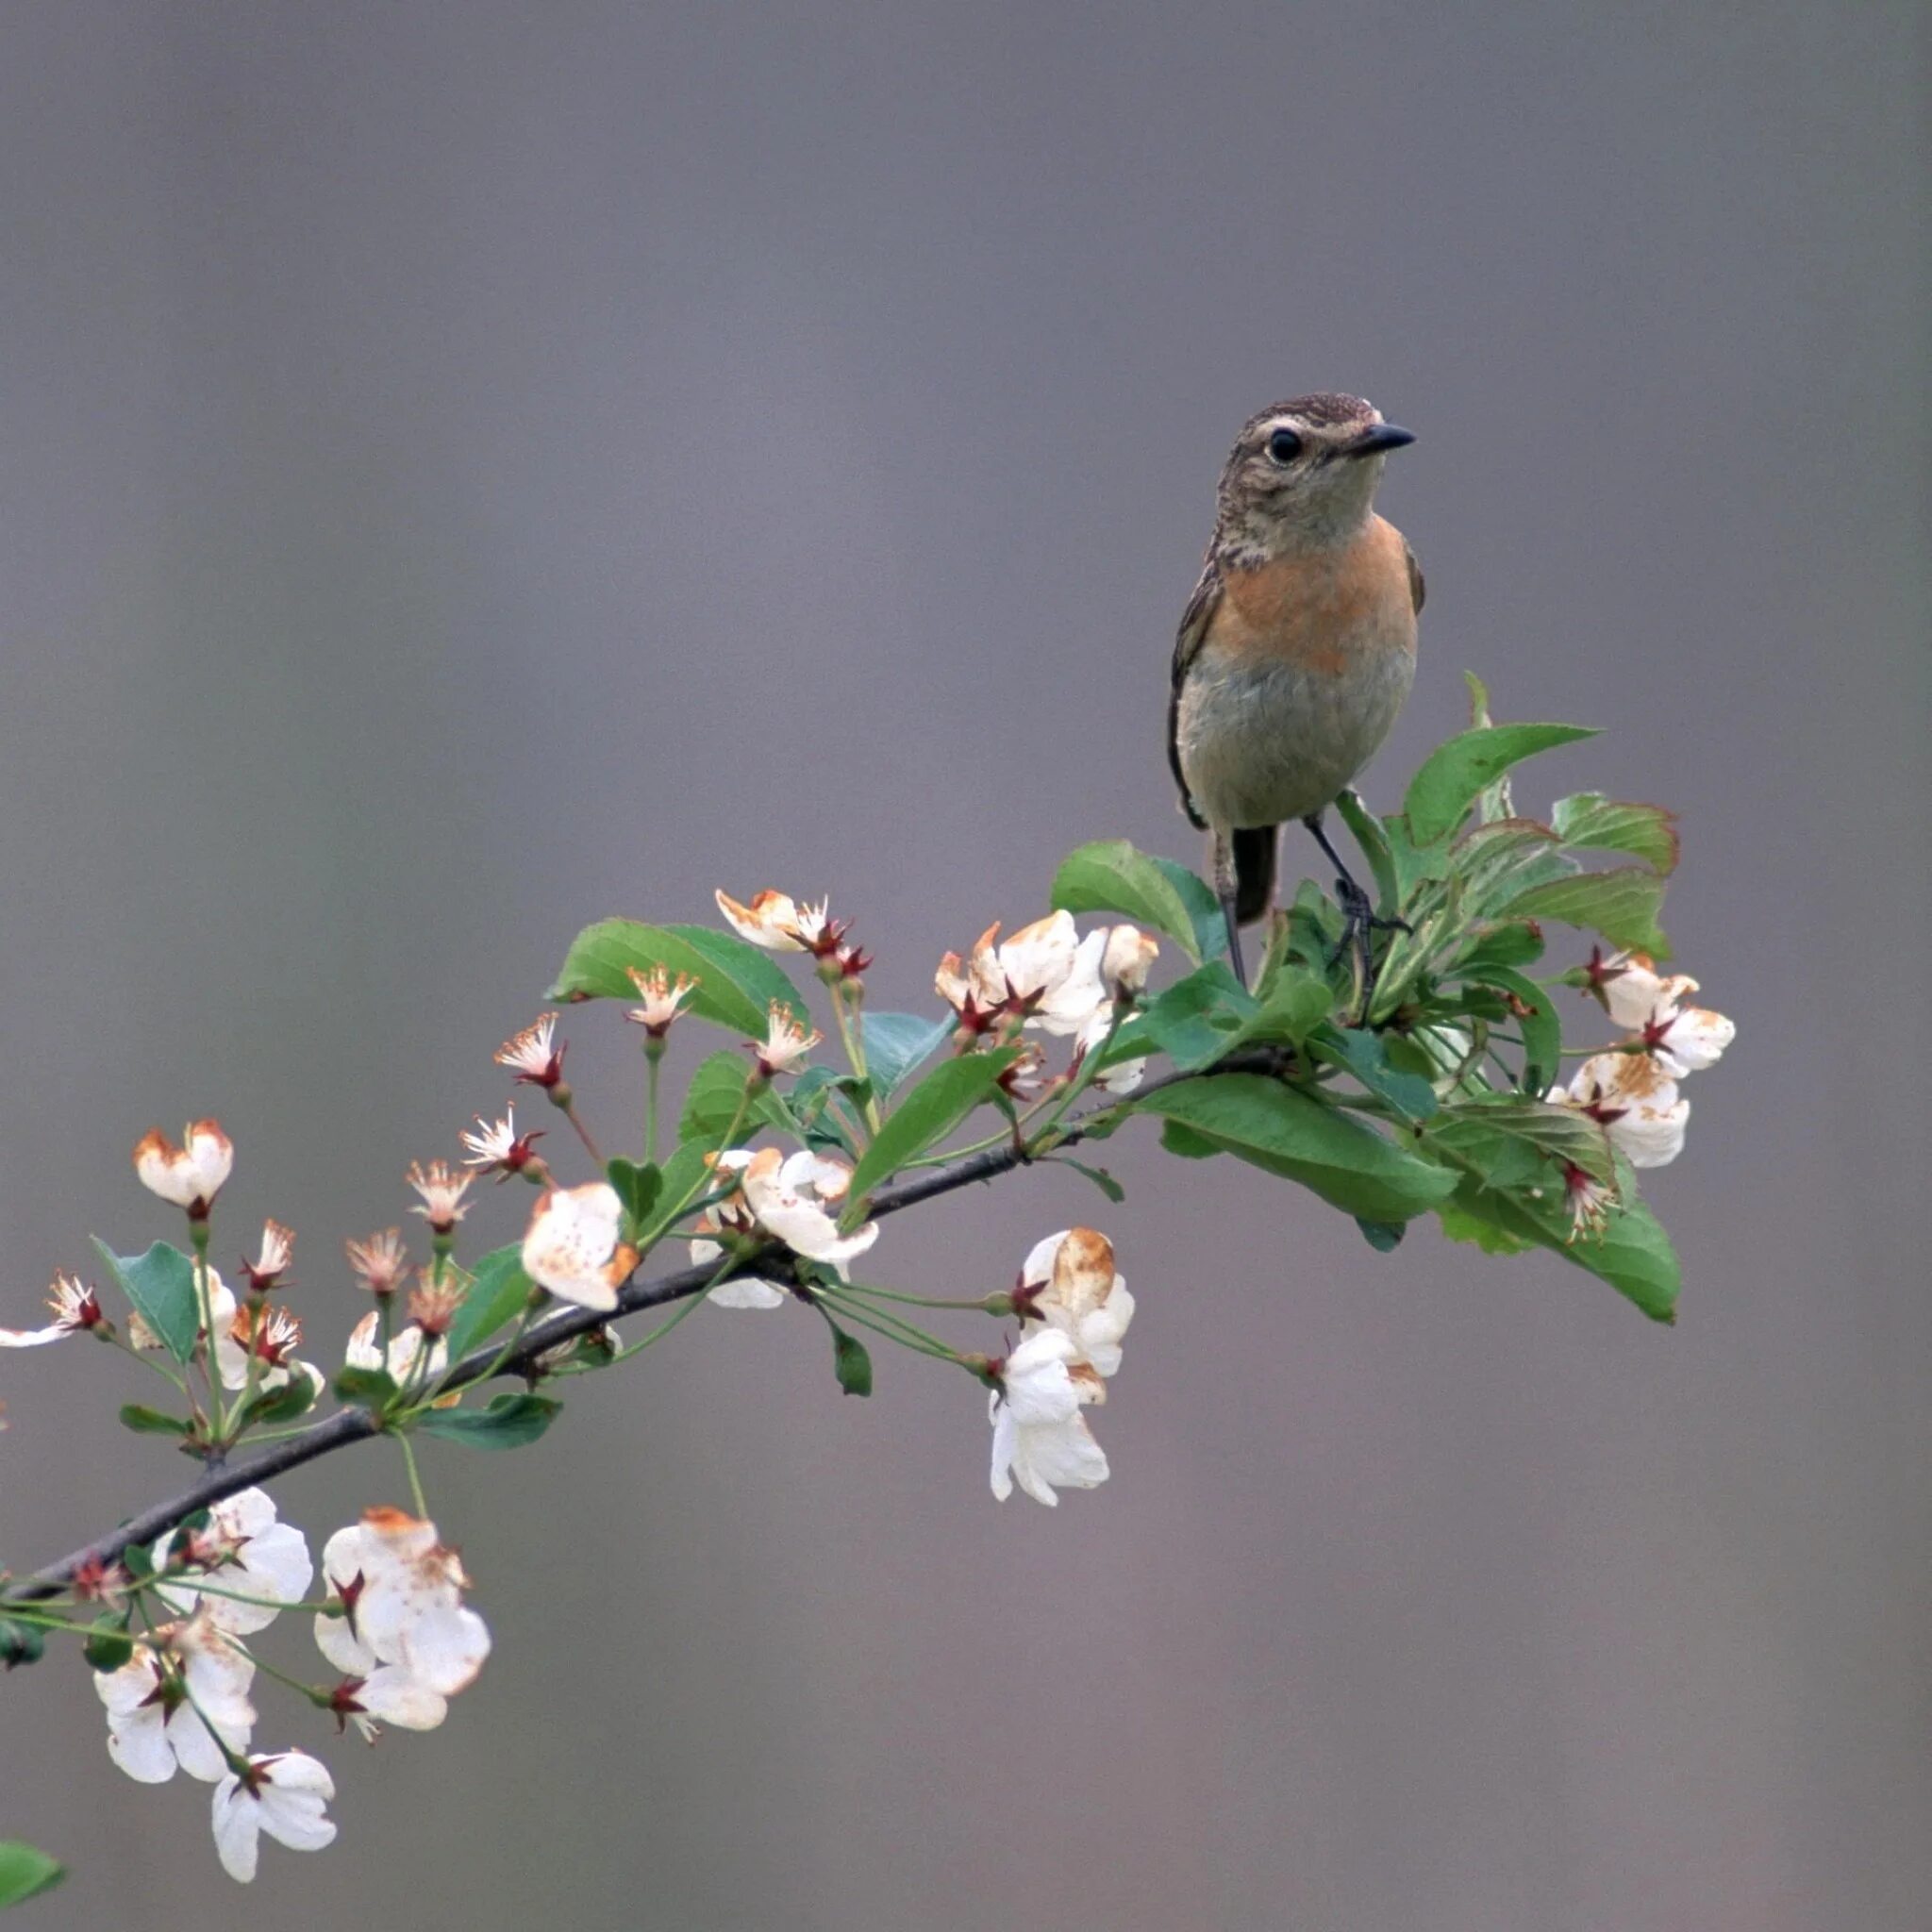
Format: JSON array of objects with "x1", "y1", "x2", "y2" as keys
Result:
[{"x1": 8, "y1": 1051, "x2": 1287, "y2": 1599}]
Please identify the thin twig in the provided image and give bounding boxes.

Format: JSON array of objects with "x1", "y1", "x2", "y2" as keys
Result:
[{"x1": 8, "y1": 1050, "x2": 1290, "y2": 1600}]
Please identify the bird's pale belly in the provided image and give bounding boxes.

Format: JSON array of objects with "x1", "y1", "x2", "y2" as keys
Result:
[{"x1": 1177, "y1": 638, "x2": 1415, "y2": 829}]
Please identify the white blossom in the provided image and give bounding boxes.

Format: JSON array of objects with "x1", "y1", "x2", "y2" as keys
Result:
[
  {"x1": 94, "y1": 1610, "x2": 256, "y2": 1784},
  {"x1": 625, "y1": 964, "x2": 699, "y2": 1034},
  {"x1": 405, "y1": 1159, "x2": 474, "y2": 1234},
  {"x1": 154, "y1": 1488, "x2": 313, "y2": 1636},
  {"x1": 0, "y1": 1274, "x2": 105, "y2": 1348},
  {"x1": 989, "y1": 1329, "x2": 1110, "y2": 1507},
  {"x1": 344, "y1": 1307, "x2": 449, "y2": 1386},
  {"x1": 714, "y1": 889, "x2": 836, "y2": 954},
  {"x1": 1016, "y1": 1228, "x2": 1136, "y2": 1377},
  {"x1": 210, "y1": 1750, "x2": 336, "y2": 1883},
  {"x1": 315, "y1": 1507, "x2": 491, "y2": 1734},
  {"x1": 753, "y1": 1002, "x2": 822, "y2": 1077},
  {"x1": 1551, "y1": 1052, "x2": 1689, "y2": 1169},
  {"x1": 522, "y1": 1182, "x2": 632, "y2": 1312},
  {"x1": 740, "y1": 1148, "x2": 878, "y2": 1270},
  {"x1": 132, "y1": 1119, "x2": 233, "y2": 1214},
  {"x1": 494, "y1": 1012, "x2": 566, "y2": 1087}
]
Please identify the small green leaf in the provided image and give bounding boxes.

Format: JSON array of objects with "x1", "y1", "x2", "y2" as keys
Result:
[
  {"x1": 831, "y1": 1326, "x2": 873, "y2": 1397},
  {"x1": 1438, "y1": 1163, "x2": 1679, "y2": 1321},
  {"x1": 0, "y1": 1623, "x2": 45, "y2": 1670},
  {"x1": 1507, "y1": 867, "x2": 1671, "y2": 958},
  {"x1": 1050, "y1": 840, "x2": 1224, "y2": 962},
  {"x1": 549, "y1": 920, "x2": 808, "y2": 1036},
  {"x1": 0, "y1": 1842, "x2": 63, "y2": 1906},
  {"x1": 1403, "y1": 724, "x2": 1599, "y2": 846},
  {"x1": 1552, "y1": 793, "x2": 1680, "y2": 874},
  {"x1": 90, "y1": 1238, "x2": 200, "y2": 1365},
  {"x1": 606, "y1": 1158, "x2": 662, "y2": 1236},
  {"x1": 1355, "y1": 1217, "x2": 1406, "y2": 1253},
  {"x1": 1307, "y1": 1024, "x2": 1439, "y2": 1121},
  {"x1": 1458, "y1": 964, "x2": 1562, "y2": 1094},
  {"x1": 1135, "y1": 1074, "x2": 1459, "y2": 1221},
  {"x1": 860, "y1": 1012, "x2": 956, "y2": 1100},
  {"x1": 332, "y1": 1365, "x2": 399, "y2": 1408},
  {"x1": 1138, "y1": 963, "x2": 1257, "y2": 1072},
  {"x1": 635, "y1": 1135, "x2": 729, "y2": 1251},
  {"x1": 1041, "y1": 1155, "x2": 1126, "y2": 1203},
  {"x1": 1428, "y1": 1098, "x2": 1618, "y2": 1188},
  {"x1": 118, "y1": 1403, "x2": 191, "y2": 1438},
  {"x1": 242, "y1": 1375, "x2": 320, "y2": 1426},
  {"x1": 1333, "y1": 789, "x2": 1400, "y2": 916},
  {"x1": 1435, "y1": 1199, "x2": 1536, "y2": 1255},
  {"x1": 83, "y1": 1618, "x2": 135, "y2": 1672},
  {"x1": 1240, "y1": 966, "x2": 1333, "y2": 1049},
  {"x1": 1453, "y1": 921, "x2": 1546, "y2": 973},
  {"x1": 417, "y1": 1391, "x2": 562, "y2": 1449},
  {"x1": 678, "y1": 1049, "x2": 791, "y2": 1142},
  {"x1": 1451, "y1": 819, "x2": 1574, "y2": 924},
  {"x1": 444, "y1": 1246, "x2": 535, "y2": 1362},
  {"x1": 844, "y1": 1048, "x2": 1021, "y2": 1206}
]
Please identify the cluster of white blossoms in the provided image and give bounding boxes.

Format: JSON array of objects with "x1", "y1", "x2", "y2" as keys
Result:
[
  {"x1": 935, "y1": 909, "x2": 1157, "y2": 1096},
  {"x1": 1549, "y1": 948, "x2": 1738, "y2": 1233},
  {"x1": 990, "y1": 1228, "x2": 1135, "y2": 1505},
  {"x1": 88, "y1": 1487, "x2": 489, "y2": 1881}
]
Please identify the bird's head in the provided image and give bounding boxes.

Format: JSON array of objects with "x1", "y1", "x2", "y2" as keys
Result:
[{"x1": 1215, "y1": 393, "x2": 1414, "y2": 558}]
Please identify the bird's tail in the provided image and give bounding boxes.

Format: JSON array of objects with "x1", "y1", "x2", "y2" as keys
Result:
[{"x1": 1231, "y1": 825, "x2": 1277, "y2": 926}]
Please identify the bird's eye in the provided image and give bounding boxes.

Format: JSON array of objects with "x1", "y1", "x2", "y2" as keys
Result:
[{"x1": 1265, "y1": 427, "x2": 1303, "y2": 465}]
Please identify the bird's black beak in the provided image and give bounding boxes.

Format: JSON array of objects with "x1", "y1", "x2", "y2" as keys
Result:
[{"x1": 1346, "y1": 423, "x2": 1416, "y2": 458}]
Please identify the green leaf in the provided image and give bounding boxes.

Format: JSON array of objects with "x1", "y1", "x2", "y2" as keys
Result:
[
  {"x1": 1403, "y1": 724, "x2": 1599, "y2": 846},
  {"x1": 1041, "y1": 1156, "x2": 1126, "y2": 1203},
  {"x1": 1333, "y1": 789, "x2": 1400, "y2": 916},
  {"x1": 241, "y1": 1375, "x2": 320, "y2": 1427},
  {"x1": 332, "y1": 1365, "x2": 399, "y2": 1408},
  {"x1": 1134, "y1": 1074, "x2": 1459, "y2": 1221},
  {"x1": 548, "y1": 920, "x2": 808, "y2": 1035},
  {"x1": 1552, "y1": 793, "x2": 1680, "y2": 874},
  {"x1": 1458, "y1": 964, "x2": 1562, "y2": 1094},
  {"x1": 0, "y1": 1623, "x2": 45, "y2": 1670},
  {"x1": 90, "y1": 1238, "x2": 199, "y2": 1365},
  {"x1": 1355, "y1": 1218, "x2": 1406, "y2": 1253},
  {"x1": 830, "y1": 1326, "x2": 873, "y2": 1397},
  {"x1": 1307, "y1": 1024, "x2": 1439, "y2": 1120},
  {"x1": 118, "y1": 1403, "x2": 191, "y2": 1438},
  {"x1": 635, "y1": 1135, "x2": 728, "y2": 1251},
  {"x1": 606, "y1": 1158, "x2": 662, "y2": 1236},
  {"x1": 1453, "y1": 921, "x2": 1546, "y2": 973},
  {"x1": 1438, "y1": 1164, "x2": 1679, "y2": 1322},
  {"x1": 1451, "y1": 819, "x2": 1575, "y2": 924},
  {"x1": 1050, "y1": 840, "x2": 1223, "y2": 963},
  {"x1": 82, "y1": 1617, "x2": 135, "y2": 1673},
  {"x1": 844, "y1": 1048, "x2": 1021, "y2": 1206},
  {"x1": 860, "y1": 1011, "x2": 956, "y2": 1100},
  {"x1": 444, "y1": 1245, "x2": 535, "y2": 1362},
  {"x1": 678, "y1": 1049, "x2": 791, "y2": 1143},
  {"x1": 1428, "y1": 1099, "x2": 1618, "y2": 1188},
  {"x1": 1435, "y1": 1199, "x2": 1536, "y2": 1255},
  {"x1": 1138, "y1": 963, "x2": 1257, "y2": 1072},
  {"x1": 1240, "y1": 966, "x2": 1333, "y2": 1049},
  {"x1": 0, "y1": 1842, "x2": 63, "y2": 1907},
  {"x1": 417, "y1": 1391, "x2": 562, "y2": 1449},
  {"x1": 1507, "y1": 867, "x2": 1671, "y2": 958}
]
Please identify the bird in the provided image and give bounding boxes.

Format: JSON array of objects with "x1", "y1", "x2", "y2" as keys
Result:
[{"x1": 1167, "y1": 392, "x2": 1423, "y2": 998}]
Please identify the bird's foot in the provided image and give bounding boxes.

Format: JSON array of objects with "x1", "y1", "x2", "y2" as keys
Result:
[{"x1": 1324, "y1": 877, "x2": 1407, "y2": 1024}]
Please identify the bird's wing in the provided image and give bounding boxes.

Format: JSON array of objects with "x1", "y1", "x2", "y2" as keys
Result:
[
  {"x1": 1405, "y1": 537, "x2": 1425, "y2": 615},
  {"x1": 1167, "y1": 556, "x2": 1222, "y2": 829}
]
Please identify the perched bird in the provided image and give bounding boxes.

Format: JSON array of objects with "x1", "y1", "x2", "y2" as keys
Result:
[{"x1": 1168, "y1": 392, "x2": 1423, "y2": 992}]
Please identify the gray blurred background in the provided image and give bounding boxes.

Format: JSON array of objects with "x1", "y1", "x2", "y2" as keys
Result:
[{"x1": 1, "y1": 5, "x2": 1925, "y2": 1927}]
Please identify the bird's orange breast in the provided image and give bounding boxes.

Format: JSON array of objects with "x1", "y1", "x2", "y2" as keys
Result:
[{"x1": 1208, "y1": 516, "x2": 1416, "y2": 675}]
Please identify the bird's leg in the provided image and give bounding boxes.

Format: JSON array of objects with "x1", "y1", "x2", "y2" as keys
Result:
[
  {"x1": 1211, "y1": 829, "x2": 1249, "y2": 991},
  {"x1": 1303, "y1": 813, "x2": 1408, "y2": 1024}
]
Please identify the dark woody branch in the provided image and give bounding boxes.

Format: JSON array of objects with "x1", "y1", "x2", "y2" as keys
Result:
[{"x1": 10, "y1": 1052, "x2": 1289, "y2": 1600}]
